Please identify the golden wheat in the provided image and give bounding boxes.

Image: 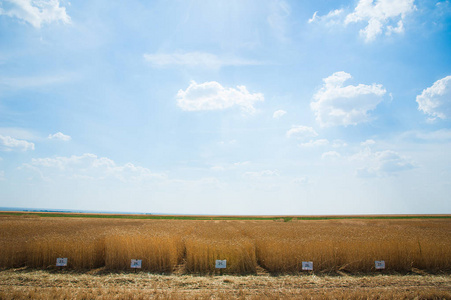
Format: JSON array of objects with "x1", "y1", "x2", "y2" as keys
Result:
[{"x1": 0, "y1": 216, "x2": 450, "y2": 274}]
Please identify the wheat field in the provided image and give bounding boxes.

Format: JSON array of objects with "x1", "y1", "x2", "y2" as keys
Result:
[{"x1": 0, "y1": 215, "x2": 450, "y2": 274}]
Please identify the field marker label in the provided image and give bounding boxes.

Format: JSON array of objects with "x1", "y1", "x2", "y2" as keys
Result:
[
  {"x1": 302, "y1": 261, "x2": 313, "y2": 271},
  {"x1": 56, "y1": 258, "x2": 67, "y2": 267},
  {"x1": 215, "y1": 260, "x2": 226, "y2": 269},
  {"x1": 375, "y1": 260, "x2": 385, "y2": 270},
  {"x1": 131, "y1": 259, "x2": 142, "y2": 268}
]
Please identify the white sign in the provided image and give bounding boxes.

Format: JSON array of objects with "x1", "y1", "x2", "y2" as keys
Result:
[
  {"x1": 56, "y1": 258, "x2": 67, "y2": 267},
  {"x1": 302, "y1": 261, "x2": 313, "y2": 271},
  {"x1": 375, "y1": 260, "x2": 385, "y2": 270},
  {"x1": 215, "y1": 259, "x2": 227, "y2": 269},
  {"x1": 131, "y1": 259, "x2": 142, "y2": 269}
]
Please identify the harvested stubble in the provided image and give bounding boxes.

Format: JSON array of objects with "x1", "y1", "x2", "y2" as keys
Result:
[{"x1": 0, "y1": 216, "x2": 450, "y2": 274}]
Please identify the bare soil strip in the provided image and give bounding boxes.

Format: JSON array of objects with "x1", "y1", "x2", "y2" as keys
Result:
[{"x1": 0, "y1": 269, "x2": 450, "y2": 299}]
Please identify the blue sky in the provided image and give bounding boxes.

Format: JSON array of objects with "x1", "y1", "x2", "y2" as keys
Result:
[{"x1": 0, "y1": 0, "x2": 450, "y2": 215}]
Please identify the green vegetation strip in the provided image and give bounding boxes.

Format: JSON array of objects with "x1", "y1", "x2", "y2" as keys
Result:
[{"x1": 0, "y1": 211, "x2": 450, "y2": 221}]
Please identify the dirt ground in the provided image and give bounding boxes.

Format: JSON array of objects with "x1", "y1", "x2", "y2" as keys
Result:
[{"x1": 0, "y1": 269, "x2": 450, "y2": 299}]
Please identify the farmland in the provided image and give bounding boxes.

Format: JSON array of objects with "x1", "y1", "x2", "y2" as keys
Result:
[{"x1": 0, "y1": 214, "x2": 450, "y2": 298}]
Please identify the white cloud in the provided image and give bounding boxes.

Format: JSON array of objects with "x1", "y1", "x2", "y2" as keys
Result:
[
  {"x1": 0, "y1": 0, "x2": 71, "y2": 28},
  {"x1": 286, "y1": 125, "x2": 318, "y2": 139},
  {"x1": 211, "y1": 161, "x2": 250, "y2": 171},
  {"x1": 311, "y1": 71, "x2": 386, "y2": 127},
  {"x1": 218, "y1": 140, "x2": 237, "y2": 146},
  {"x1": 299, "y1": 139, "x2": 329, "y2": 147},
  {"x1": 143, "y1": 52, "x2": 260, "y2": 69},
  {"x1": 332, "y1": 139, "x2": 348, "y2": 148},
  {"x1": 292, "y1": 176, "x2": 309, "y2": 185},
  {"x1": 48, "y1": 132, "x2": 71, "y2": 141},
  {"x1": 344, "y1": 0, "x2": 416, "y2": 42},
  {"x1": 354, "y1": 148, "x2": 415, "y2": 177},
  {"x1": 310, "y1": 0, "x2": 415, "y2": 42},
  {"x1": 0, "y1": 74, "x2": 70, "y2": 89},
  {"x1": 361, "y1": 139, "x2": 376, "y2": 147},
  {"x1": 0, "y1": 135, "x2": 35, "y2": 151},
  {"x1": 322, "y1": 151, "x2": 341, "y2": 160},
  {"x1": 416, "y1": 75, "x2": 451, "y2": 120},
  {"x1": 308, "y1": 9, "x2": 344, "y2": 25},
  {"x1": 402, "y1": 129, "x2": 451, "y2": 141},
  {"x1": 23, "y1": 153, "x2": 166, "y2": 182},
  {"x1": 176, "y1": 81, "x2": 264, "y2": 114},
  {"x1": 243, "y1": 169, "x2": 279, "y2": 179},
  {"x1": 273, "y1": 109, "x2": 287, "y2": 119}
]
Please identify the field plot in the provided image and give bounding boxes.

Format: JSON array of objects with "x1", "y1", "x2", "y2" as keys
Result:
[{"x1": 0, "y1": 215, "x2": 450, "y2": 274}]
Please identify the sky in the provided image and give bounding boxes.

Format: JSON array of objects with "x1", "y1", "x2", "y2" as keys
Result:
[{"x1": 0, "y1": 0, "x2": 450, "y2": 215}]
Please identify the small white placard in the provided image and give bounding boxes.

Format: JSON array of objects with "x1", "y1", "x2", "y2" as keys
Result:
[
  {"x1": 215, "y1": 259, "x2": 227, "y2": 269},
  {"x1": 375, "y1": 260, "x2": 385, "y2": 270},
  {"x1": 56, "y1": 258, "x2": 67, "y2": 267},
  {"x1": 302, "y1": 261, "x2": 313, "y2": 271},
  {"x1": 131, "y1": 259, "x2": 142, "y2": 269}
]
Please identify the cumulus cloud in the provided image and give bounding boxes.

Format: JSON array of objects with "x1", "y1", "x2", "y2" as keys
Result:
[
  {"x1": 23, "y1": 153, "x2": 166, "y2": 182},
  {"x1": 286, "y1": 125, "x2": 318, "y2": 139},
  {"x1": 273, "y1": 109, "x2": 287, "y2": 119},
  {"x1": 143, "y1": 52, "x2": 260, "y2": 69},
  {"x1": 416, "y1": 75, "x2": 451, "y2": 120},
  {"x1": 353, "y1": 146, "x2": 415, "y2": 177},
  {"x1": 48, "y1": 132, "x2": 71, "y2": 141},
  {"x1": 0, "y1": 0, "x2": 71, "y2": 28},
  {"x1": 177, "y1": 81, "x2": 264, "y2": 114},
  {"x1": 309, "y1": 0, "x2": 415, "y2": 42},
  {"x1": 299, "y1": 139, "x2": 329, "y2": 147},
  {"x1": 0, "y1": 135, "x2": 35, "y2": 151},
  {"x1": 311, "y1": 71, "x2": 386, "y2": 127},
  {"x1": 345, "y1": 0, "x2": 416, "y2": 42}
]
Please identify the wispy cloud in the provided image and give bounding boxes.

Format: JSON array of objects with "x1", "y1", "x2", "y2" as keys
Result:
[
  {"x1": 311, "y1": 71, "x2": 386, "y2": 127},
  {"x1": 267, "y1": 0, "x2": 291, "y2": 42},
  {"x1": 0, "y1": 0, "x2": 71, "y2": 28},
  {"x1": 286, "y1": 125, "x2": 318, "y2": 139},
  {"x1": 273, "y1": 109, "x2": 287, "y2": 119},
  {"x1": 300, "y1": 139, "x2": 329, "y2": 147},
  {"x1": 177, "y1": 81, "x2": 264, "y2": 114},
  {"x1": 144, "y1": 51, "x2": 261, "y2": 69},
  {"x1": 0, "y1": 74, "x2": 71, "y2": 89},
  {"x1": 22, "y1": 153, "x2": 166, "y2": 182},
  {"x1": 242, "y1": 169, "x2": 279, "y2": 179}
]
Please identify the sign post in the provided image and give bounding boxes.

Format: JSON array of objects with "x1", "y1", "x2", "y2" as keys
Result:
[
  {"x1": 375, "y1": 260, "x2": 385, "y2": 270},
  {"x1": 131, "y1": 259, "x2": 142, "y2": 273},
  {"x1": 302, "y1": 261, "x2": 313, "y2": 271},
  {"x1": 215, "y1": 259, "x2": 226, "y2": 275},
  {"x1": 56, "y1": 258, "x2": 67, "y2": 270}
]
